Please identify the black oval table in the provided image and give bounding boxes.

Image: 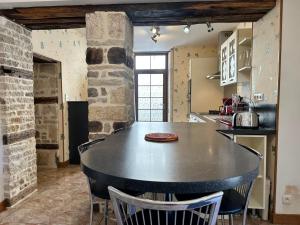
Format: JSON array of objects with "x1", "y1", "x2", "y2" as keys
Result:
[{"x1": 81, "y1": 122, "x2": 259, "y2": 194}]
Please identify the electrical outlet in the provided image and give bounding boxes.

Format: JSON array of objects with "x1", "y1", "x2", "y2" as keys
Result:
[
  {"x1": 253, "y1": 93, "x2": 264, "y2": 101},
  {"x1": 282, "y1": 194, "x2": 293, "y2": 205}
]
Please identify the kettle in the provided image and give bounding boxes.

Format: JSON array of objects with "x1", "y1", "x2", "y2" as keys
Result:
[{"x1": 232, "y1": 107, "x2": 259, "y2": 128}]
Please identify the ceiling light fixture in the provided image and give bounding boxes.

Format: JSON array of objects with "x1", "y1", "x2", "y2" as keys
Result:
[
  {"x1": 183, "y1": 24, "x2": 191, "y2": 34},
  {"x1": 150, "y1": 26, "x2": 159, "y2": 34},
  {"x1": 151, "y1": 34, "x2": 158, "y2": 43},
  {"x1": 206, "y1": 22, "x2": 214, "y2": 32},
  {"x1": 150, "y1": 26, "x2": 160, "y2": 43}
]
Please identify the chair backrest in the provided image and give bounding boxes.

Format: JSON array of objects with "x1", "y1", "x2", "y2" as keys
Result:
[
  {"x1": 234, "y1": 144, "x2": 264, "y2": 210},
  {"x1": 109, "y1": 186, "x2": 223, "y2": 225},
  {"x1": 78, "y1": 137, "x2": 106, "y2": 154},
  {"x1": 112, "y1": 123, "x2": 134, "y2": 134},
  {"x1": 232, "y1": 180, "x2": 254, "y2": 211},
  {"x1": 78, "y1": 137, "x2": 110, "y2": 199}
]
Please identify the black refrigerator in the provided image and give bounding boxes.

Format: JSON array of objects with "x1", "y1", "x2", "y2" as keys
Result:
[{"x1": 68, "y1": 101, "x2": 89, "y2": 164}]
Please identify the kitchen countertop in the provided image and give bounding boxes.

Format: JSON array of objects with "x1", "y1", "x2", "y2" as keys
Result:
[{"x1": 195, "y1": 114, "x2": 276, "y2": 135}]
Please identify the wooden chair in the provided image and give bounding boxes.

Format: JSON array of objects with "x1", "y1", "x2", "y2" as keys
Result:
[{"x1": 108, "y1": 186, "x2": 223, "y2": 225}]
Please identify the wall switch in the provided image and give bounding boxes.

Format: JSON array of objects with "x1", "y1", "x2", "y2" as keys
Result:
[{"x1": 253, "y1": 93, "x2": 264, "y2": 101}]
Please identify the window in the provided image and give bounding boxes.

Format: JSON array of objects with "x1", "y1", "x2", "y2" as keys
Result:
[{"x1": 135, "y1": 53, "x2": 168, "y2": 122}]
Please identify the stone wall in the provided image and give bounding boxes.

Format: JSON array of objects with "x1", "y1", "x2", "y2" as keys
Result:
[
  {"x1": 34, "y1": 63, "x2": 60, "y2": 168},
  {"x1": 0, "y1": 16, "x2": 36, "y2": 205},
  {"x1": 86, "y1": 12, "x2": 134, "y2": 138}
]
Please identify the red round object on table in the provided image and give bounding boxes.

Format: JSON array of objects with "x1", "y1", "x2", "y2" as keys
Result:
[{"x1": 145, "y1": 133, "x2": 178, "y2": 142}]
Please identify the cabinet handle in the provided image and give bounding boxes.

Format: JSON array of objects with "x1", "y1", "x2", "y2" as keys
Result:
[{"x1": 239, "y1": 144, "x2": 264, "y2": 160}]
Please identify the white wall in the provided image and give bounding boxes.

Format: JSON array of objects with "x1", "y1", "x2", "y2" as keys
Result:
[
  {"x1": 32, "y1": 29, "x2": 88, "y2": 162},
  {"x1": 276, "y1": 0, "x2": 300, "y2": 214},
  {"x1": 32, "y1": 29, "x2": 88, "y2": 102},
  {"x1": 190, "y1": 57, "x2": 223, "y2": 113},
  {"x1": 170, "y1": 45, "x2": 218, "y2": 122}
]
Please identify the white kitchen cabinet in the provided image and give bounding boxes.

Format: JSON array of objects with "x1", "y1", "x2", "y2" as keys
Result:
[
  {"x1": 220, "y1": 29, "x2": 252, "y2": 86},
  {"x1": 228, "y1": 31, "x2": 238, "y2": 84},
  {"x1": 220, "y1": 40, "x2": 229, "y2": 85},
  {"x1": 234, "y1": 135, "x2": 267, "y2": 210}
]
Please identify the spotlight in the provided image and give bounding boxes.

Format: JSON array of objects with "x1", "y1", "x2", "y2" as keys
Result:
[
  {"x1": 150, "y1": 26, "x2": 160, "y2": 43},
  {"x1": 183, "y1": 24, "x2": 191, "y2": 34},
  {"x1": 150, "y1": 26, "x2": 159, "y2": 34},
  {"x1": 151, "y1": 34, "x2": 158, "y2": 43},
  {"x1": 206, "y1": 22, "x2": 214, "y2": 32}
]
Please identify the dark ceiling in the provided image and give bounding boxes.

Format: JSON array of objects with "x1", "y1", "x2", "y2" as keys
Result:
[{"x1": 0, "y1": 0, "x2": 276, "y2": 30}]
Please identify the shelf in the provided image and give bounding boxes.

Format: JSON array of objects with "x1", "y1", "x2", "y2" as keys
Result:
[
  {"x1": 238, "y1": 66, "x2": 252, "y2": 72},
  {"x1": 239, "y1": 37, "x2": 252, "y2": 46},
  {"x1": 249, "y1": 198, "x2": 264, "y2": 209}
]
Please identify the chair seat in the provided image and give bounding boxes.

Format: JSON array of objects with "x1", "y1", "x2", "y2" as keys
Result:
[
  {"x1": 126, "y1": 209, "x2": 205, "y2": 225},
  {"x1": 219, "y1": 189, "x2": 245, "y2": 215},
  {"x1": 175, "y1": 190, "x2": 245, "y2": 215}
]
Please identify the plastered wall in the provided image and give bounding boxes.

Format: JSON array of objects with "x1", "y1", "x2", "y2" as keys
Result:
[
  {"x1": 190, "y1": 58, "x2": 223, "y2": 113},
  {"x1": 32, "y1": 29, "x2": 88, "y2": 102},
  {"x1": 32, "y1": 29, "x2": 88, "y2": 162},
  {"x1": 252, "y1": 0, "x2": 281, "y2": 104},
  {"x1": 170, "y1": 45, "x2": 218, "y2": 122},
  {"x1": 276, "y1": 0, "x2": 300, "y2": 215}
]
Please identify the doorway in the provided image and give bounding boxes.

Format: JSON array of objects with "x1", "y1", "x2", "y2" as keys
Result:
[
  {"x1": 134, "y1": 53, "x2": 168, "y2": 122},
  {"x1": 33, "y1": 53, "x2": 64, "y2": 168}
]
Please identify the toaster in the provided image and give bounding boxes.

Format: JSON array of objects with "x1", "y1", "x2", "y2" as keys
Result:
[{"x1": 232, "y1": 109, "x2": 259, "y2": 128}]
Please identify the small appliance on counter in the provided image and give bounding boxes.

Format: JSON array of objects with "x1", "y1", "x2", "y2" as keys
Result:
[
  {"x1": 232, "y1": 107, "x2": 259, "y2": 128},
  {"x1": 232, "y1": 97, "x2": 260, "y2": 129}
]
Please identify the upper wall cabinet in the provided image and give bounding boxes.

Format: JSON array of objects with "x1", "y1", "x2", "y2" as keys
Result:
[{"x1": 220, "y1": 29, "x2": 252, "y2": 86}]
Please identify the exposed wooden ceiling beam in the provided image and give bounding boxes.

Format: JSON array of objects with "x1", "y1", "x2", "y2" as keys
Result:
[{"x1": 0, "y1": 0, "x2": 276, "y2": 30}]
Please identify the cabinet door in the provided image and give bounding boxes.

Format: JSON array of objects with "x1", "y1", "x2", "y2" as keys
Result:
[
  {"x1": 220, "y1": 42, "x2": 228, "y2": 86},
  {"x1": 228, "y1": 31, "x2": 238, "y2": 84}
]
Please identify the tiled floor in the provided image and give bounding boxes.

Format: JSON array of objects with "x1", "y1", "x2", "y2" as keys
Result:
[{"x1": 0, "y1": 165, "x2": 279, "y2": 225}]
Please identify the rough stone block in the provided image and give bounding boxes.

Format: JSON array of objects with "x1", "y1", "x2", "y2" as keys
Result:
[
  {"x1": 107, "y1": 13, "x2": 126, "y2": 40},
  {"x1": 88, "y1": 88, "x2": 98, "y2": 97},
  {"x1": 113, "y1": 121, "x2": 128, "y2": 131},
  {"x1": 37, "y1": 150, "x2": 57, "y2": 168},
  {"x1": 86, "y1": 47, "x2": 103, "y2": 65},
  {"x1": 101, "y1": 87, "x2": 107, "y2": 96},
  {"x1": 86, "y1": 12, "x2": 104, "y2": 40},
  {"x1": 88, "y1": 121, "x2": 103, "y2": 132},
  {"x1": 107, "y1": 47, "x2": 126, "y2": 64},
  {"x1": 88, "y1": 78, "x2": 122, "y2": 86},
  {"x1": 87, "y1": 71, "x2": 99, "y2": 78},
  {"x1": 89, "y1": 105, "x2": 128, "y2": 121},
  {"x1": 103, "y1": 122, "x2": 111, "y2": 133},
  {"x1": 110, "y1": 86, "x2": 132, "y2": 104}
]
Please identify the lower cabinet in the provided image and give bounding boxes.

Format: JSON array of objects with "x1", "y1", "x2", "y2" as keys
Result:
[{"x1": 234, "y1": 135, "x2": 267, "y2": 210}]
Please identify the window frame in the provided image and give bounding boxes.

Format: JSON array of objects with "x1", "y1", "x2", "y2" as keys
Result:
[{"x1": 134, "y1": 52, "x2": 169, "y2": 122}]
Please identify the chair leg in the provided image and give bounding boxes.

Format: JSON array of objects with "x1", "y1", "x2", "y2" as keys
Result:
[
  {"x1": 104, "y1": 200, "x2": 109, "y2": 225},
  {"x1": 89, "y1": 200, "x2": 94, "y2": 225},
  {"x1": 221, "y1": 215, "x2": 225, "y2": 225},
  {"x1": 242, "y1": 209, "x2": 248, "y2": 225},
  {"x1": 229, "y1": 214, "x2": 234, "y2": 225}
]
